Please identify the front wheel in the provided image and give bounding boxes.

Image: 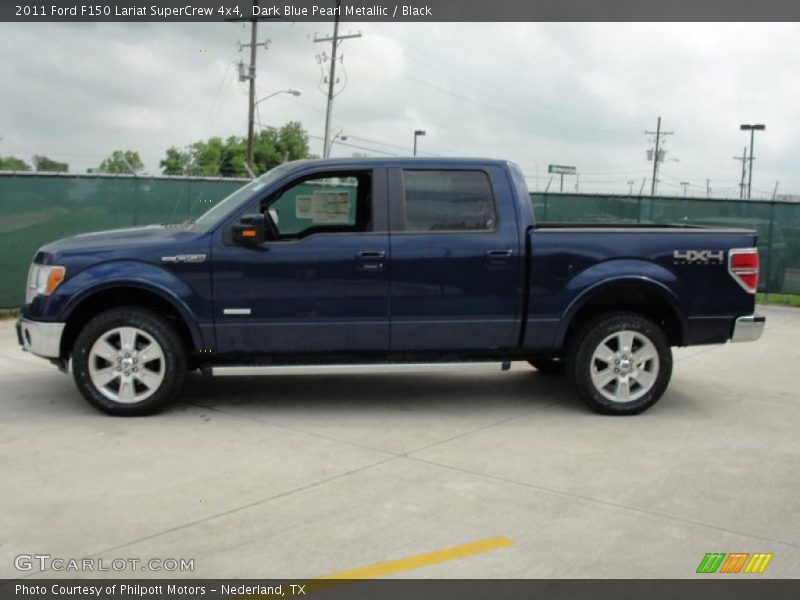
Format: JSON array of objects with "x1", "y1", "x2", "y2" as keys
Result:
[
  {"x1": 568, "y1": 312, "x2": 672, "y2": 415},
  {"x1": 72, "y1": 307, "x2": 186, "y2": 415}
]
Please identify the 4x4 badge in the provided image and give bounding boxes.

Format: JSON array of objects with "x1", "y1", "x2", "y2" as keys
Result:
[{"x1": 673, "y1": 250, "x2": 725, "y2": 264}]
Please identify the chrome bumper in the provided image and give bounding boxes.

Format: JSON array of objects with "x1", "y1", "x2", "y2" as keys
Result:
[
  {"x1": 17, "y1": 318, "x2": 65, "y2": 358},
  {"x1": 731, "y1": 314, "x2": 766, "y2": 343}
]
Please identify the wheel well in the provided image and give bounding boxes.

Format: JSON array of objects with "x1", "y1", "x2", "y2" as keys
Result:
[
  {"x1": 563, "y1": 284, "x2": 685, "y2": 349},
  {"x1": 61, "y1": 287, "x2": 196, "y2": 359}
]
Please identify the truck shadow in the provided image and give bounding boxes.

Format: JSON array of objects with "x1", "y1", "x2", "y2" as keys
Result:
[{"x1": 178, "y1": 368, "x2": 579, "y2": 415}]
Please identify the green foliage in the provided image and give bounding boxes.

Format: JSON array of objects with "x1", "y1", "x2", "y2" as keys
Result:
[
  {"x1": 32, "y1": 155, "x2": 69, "y2": 173},
  {"x1": 0, "y1": 156, "x2": 31, "y2": 171},
  {"x1": 757, "y1": 293, "x2": 800, "y2": 307},
  {"x1": 160, "y1": 147, "x2": 192, "y2": 175},
  {"x1": 160, "y1": 121, "x2": 311, "y2": 178},
  {"x1": 97, "y1": 150, "x2": 144, "y2": 174}
]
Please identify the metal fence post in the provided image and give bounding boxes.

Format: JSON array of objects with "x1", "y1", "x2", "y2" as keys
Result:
[{"x1": 765, "y1": 200, "x2": 777, "y2": 298}]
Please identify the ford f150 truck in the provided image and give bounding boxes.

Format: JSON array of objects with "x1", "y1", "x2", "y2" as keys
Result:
[{"x1": 17, "y1": 158, "x2": 765, "y2": 416}]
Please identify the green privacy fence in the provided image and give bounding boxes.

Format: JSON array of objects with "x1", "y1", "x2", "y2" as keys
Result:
[
  {"x1": 1, "y1": 173, "x2": 798, "y2": 307},
  {"x1": 0, "y1": 173, "x2": 245, "y2": 307}
]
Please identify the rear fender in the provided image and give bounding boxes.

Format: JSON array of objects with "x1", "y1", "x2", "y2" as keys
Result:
[{"x1": 555, "y1": 259, "x2": 688, "y2": 347}]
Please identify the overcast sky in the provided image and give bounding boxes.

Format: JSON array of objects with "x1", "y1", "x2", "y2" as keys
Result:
[{"x1": 1, "y1": 21, "x2": 799, "y2": 198}]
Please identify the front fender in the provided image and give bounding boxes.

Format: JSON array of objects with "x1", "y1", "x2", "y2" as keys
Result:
[
  {"x1": 42, "y1": 260, "x2": 207, "y2": 349},
  {"x1": 555, "y1": 259, "x2": 688, "y2": 346}
]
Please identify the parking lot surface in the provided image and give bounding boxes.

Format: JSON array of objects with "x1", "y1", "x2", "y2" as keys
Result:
[{"x1": 1, "y1": 305, "x2": 799, "y2": 579}]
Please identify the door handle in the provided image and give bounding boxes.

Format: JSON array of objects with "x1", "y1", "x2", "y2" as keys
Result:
[
  {"x1": 356, "y1": 250, "x2": 386, "y2": 272},
  {"x1": 485, "y1": 249, "x2": 514, "y2": 268}
]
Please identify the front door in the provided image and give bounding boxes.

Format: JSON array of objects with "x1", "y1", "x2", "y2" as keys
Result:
[{"x1": 212, "y1": 168, "x2": 389, "y2": 355}]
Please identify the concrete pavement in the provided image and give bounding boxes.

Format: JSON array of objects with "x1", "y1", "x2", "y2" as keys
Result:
[{"x1": 1, "y1": 305, "x2": 798, "y2": 579}]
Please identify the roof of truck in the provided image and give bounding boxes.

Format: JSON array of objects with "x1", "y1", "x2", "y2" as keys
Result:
[{"x1": 281, "y1": 157, "x2": 514, "y2": 171}]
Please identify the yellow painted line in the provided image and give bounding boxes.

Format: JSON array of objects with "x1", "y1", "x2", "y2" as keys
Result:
[
  {"x1": 234, "y1": 536, "x2": 513, "y2": 599},
  {"x1": 315, "y1": 535, "x2": 514, "y2": 580}
]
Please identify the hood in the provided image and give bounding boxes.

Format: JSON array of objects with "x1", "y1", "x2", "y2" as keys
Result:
[
  {"x1": 39, "y1": 224, "x2": 192, "y2": 254},
  {"x1": 34, "y1": 224, "x2": 209, "y2": 274}
]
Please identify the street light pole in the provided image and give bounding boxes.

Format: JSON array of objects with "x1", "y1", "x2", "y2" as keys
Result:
[
  {"x1": 254, "y1": 89, "x2": 302, "y2": 109},
  {"x1": 413, "y1": 130, "x2": 426, "y2": 156},
  {"x1": 740, "y1": 123, "x2": 765, "y2": 199}
]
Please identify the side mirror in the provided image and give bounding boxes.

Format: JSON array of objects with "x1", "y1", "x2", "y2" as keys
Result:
[{"x1": 232, "y1": 213, "x2": 266, "y2": 245}]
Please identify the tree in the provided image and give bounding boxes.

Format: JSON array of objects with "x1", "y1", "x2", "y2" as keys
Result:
[
  {"x1": 32, "y1": 155, "x2": 68, "y2": 173},
  {"x1": 0, "y1": 156, "x2": 31, "y2": 171},
  {"x1": 97, "y1": 150, "x2": 144, "y2": 174},
  {"x1": 159, "y1": 121, "x2": 312, "y2": 177},
  {"x1": 160, "y1": 147, "x2": 191, "y2": 175}
]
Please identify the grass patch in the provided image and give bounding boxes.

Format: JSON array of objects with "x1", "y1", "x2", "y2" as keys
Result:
[
  {"x1": 757, "y1": 293, "x2": 800, "y2": 307},
  {"x1": 0, "y1": 307, "x2": 20, "y2": 320}
]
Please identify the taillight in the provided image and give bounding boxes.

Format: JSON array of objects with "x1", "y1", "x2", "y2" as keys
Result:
[{"x1": 728, "y1": 248, "x2": 759, "y2": 293}]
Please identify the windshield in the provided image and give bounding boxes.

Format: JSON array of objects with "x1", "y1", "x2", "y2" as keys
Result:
[{"x1": 190, "y1": 165, "x2": 291, "y2": 231}]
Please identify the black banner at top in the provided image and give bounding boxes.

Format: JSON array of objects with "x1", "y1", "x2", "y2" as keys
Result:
[{"x1": 3, "y1": 0, "x2": 800, "y2": 22}]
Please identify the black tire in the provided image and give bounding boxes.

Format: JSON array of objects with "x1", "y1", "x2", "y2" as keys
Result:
[
  {"x1": 72, "y1": 307, "x2": 186, "y2": 415},
  {"x1": 568, "y1": 311, "x2": 672, "y2": 415},
  {"x1": 528, "y1": 357, "x2": 566, "y2": 376}
]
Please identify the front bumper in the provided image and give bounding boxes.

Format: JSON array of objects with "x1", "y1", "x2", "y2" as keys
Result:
[
  {"x1": 17, "y1": 318, "x2": 65, "y2": 358},
  {"x1": 731, "y1": 314, "x2": 766, "y2": 343}
]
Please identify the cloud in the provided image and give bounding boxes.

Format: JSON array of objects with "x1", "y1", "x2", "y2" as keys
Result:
[{"x1": 0, "y1": 21, "x2": 798, "y2": 197}]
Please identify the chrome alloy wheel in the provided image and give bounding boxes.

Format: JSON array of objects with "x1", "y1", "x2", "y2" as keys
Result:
[
  {"x1": 589, "y1": 329, "x2": 660, "y2": 403},
  {"x1": 88, "y1": 326, "x2": 165, "y2": 404}
]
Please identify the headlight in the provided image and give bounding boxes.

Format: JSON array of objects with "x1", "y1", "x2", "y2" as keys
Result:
[{"x1": 25, "y1": 264, "x2": 66, "y2": 304}]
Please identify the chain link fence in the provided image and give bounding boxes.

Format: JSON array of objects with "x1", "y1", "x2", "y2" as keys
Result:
[{"x1": 1, "y1": 173, "x2": 798, "y2": 307}]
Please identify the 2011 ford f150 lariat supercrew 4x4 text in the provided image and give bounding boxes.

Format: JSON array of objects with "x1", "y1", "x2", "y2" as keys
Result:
[{"x1": 17, "y1": 158, "x2": 765, "y2": 415}]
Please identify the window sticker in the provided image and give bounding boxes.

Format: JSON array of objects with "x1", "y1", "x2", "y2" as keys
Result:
[{"x1": 310, "y1": 191, "x2": 351, "y2": 224}]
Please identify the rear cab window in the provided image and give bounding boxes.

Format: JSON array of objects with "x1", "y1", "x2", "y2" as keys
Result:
[{"x1": 400, "y1": 170, "x2": 497, "y2": 232}]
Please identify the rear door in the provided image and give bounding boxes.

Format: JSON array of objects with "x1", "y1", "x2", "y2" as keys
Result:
[{"x1": 387, "y1": 165, "x2": 524, "y2": 352}]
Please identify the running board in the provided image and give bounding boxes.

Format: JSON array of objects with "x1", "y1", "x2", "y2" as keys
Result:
[{"x1": 210, "y1": 361, "x2": 512, "y2": 377}]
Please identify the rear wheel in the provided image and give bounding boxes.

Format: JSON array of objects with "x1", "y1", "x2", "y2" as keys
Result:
[
  {"x1": 72, "y1": 307, "x2": 186, "y2": 415},
  {"x1": 568, "y1": 312, "x2": 672, "y2": 415}
]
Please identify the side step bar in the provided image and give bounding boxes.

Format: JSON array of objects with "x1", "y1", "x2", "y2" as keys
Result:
[{"x1": 211, "y1": 361, "x2": 512, "y2": 377}]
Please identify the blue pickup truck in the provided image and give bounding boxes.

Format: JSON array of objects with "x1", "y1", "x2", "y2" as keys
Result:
[{"x1": 18, "y1": 158, "x2": 765, "y2": 416}]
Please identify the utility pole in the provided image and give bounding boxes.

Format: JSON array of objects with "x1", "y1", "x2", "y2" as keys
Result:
[
  {"x1": 772, "y1": 181, "x2": 779, "y2": 200},
  {"x1": 680, "y1": 181, "x2": 690, "y2": 197},
  {"x1": 627, "y1": 180, "x2": 635, "y2": 195},
  {"x1": 706, "y1": 179, "x2": 711, "y2": 198},
  {"x1": 645, "y1": 116, "x2": 673, "y2": 196},
  {"x1": 734, "y1": 146, "x2": 748, "y2": 199},
  {"x1": 314, "y1": 0, "x2": 361, "y2": 158},
  {"x1": 639, "y1": 178, "x2": 646, "y2": 195},
  {"x1": 237, "y1": 0, "x2": 273, "y2": 170}
]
